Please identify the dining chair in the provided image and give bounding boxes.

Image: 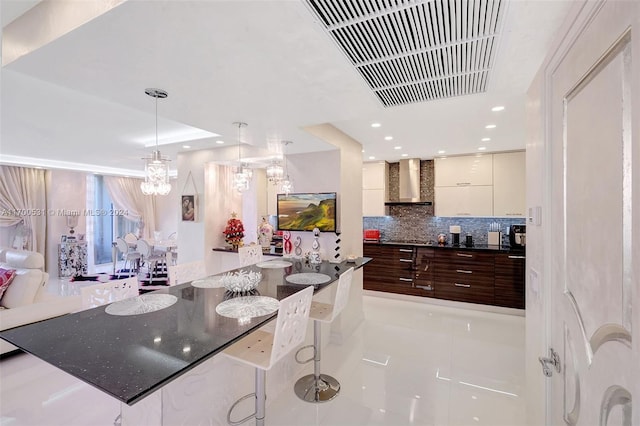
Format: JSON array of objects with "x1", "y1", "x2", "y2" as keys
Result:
[
  {"x1": 80, "y1": 277, "x2": 139, "y2": 310},
  {"x1": 124, "y1": 233, "x2": 138, "y2": 245},
  {"x1": 115, "y1": 237, "x2": 141, "y2": 277},
  {"x1": 238, "y1": 245, "x2": 263, "y2": 267},
  {"x1": 294, "y1": 267, "x2": 354, "y2": 402},
  {"x1": 167, "y1": 260, "x2": 206, "y2": 285},
  {"x1": 136, "y1": 239, "x2": 166, "y2": 284},
  {"x1": 223, "y1": 285, "x2": 314, "y2": 426}
]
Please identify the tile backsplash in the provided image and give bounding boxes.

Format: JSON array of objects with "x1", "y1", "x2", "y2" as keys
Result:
[{"x1": 363, "y1": 211, "x2": 526, "y2": 246}]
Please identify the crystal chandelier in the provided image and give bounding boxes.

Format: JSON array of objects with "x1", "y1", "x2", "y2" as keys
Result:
[
  {"x1": 280, "y1": 141, "x2": 294, "y2": 195},
  {"x1": 233, "y1": 122, "x2": 251, "y2": 193},
  {"x1": 266, "y1": 160, "x2": 284, "y2": 184},
  {"x1": 140, "y1": 88, "x2": 171, "y2": 196}
]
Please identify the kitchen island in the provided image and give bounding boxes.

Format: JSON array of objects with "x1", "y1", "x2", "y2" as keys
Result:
[{"x1": 0, "y1": 258, "x2": 370, "y2": 424}]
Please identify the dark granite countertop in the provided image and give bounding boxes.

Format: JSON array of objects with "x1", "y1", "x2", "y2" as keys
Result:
[
  {"x1": 0, "y1": 258, "x2": 371, "y2": 406},
  {"x1": 365, "y1": 240, "x2": 525, "y2": 255}
]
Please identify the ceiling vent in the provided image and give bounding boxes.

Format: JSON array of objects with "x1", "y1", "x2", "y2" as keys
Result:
[{"x1": 305, "y1": 0, "x2": 505, "y2": 107}]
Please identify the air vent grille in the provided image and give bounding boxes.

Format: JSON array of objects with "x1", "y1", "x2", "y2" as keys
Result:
[{"x1": 305, "y1": 0, "x2": 504, "y2": 107}]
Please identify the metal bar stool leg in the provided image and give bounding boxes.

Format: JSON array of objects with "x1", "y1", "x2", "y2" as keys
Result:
[{"x1": 293, "y1": 320, "x2": 340, "y2": 403}]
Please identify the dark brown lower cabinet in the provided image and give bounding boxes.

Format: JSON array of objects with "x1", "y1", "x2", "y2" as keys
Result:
[
  {"x1": 494, "y1": 253, "x2": 526, "y2": 309},
  {"x1": 364, "y1": 243, "x2": 525, "y2": 309}
]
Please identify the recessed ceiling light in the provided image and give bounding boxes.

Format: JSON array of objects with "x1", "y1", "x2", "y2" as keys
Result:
[
  {"x1": 401, "y1": 153, "x2": 408, "y2": 157},
  {"x1": 491, "y1": 106, "x2": 505, "y2": 112},
  {"x1": 394, "y1": 146, "x2": 402, "y2": 150},
  {"x1": 362, "y1": 149, "x2": 365, "y2": 153},
  {"x1": 478, "y1": 146, "x2": 487, "y2": 151},
  {"x1": 368, "y1": 156, "x2": 375, "y2": 160},
  {"x1": 216, "y1": 140, "x2": 225, "y2": 144},
  {"x1": 371, "y1": 123, "x2": 381, "y2": 128},
  {"x1": 481, "y1": 137, "x2": 491, "y2": 142},
  {"x1": 438, "y1": 150, "x2": 446, "y2": 154},
  {"x1": 485, "y1": 124, "x2": 496, "y2": 129},
  {"x1": 384, "y1": 136, "x2": 393, "y2": 140},
  {"x1": 182, "y1": 145, "x2": 191, "y2": 149}
]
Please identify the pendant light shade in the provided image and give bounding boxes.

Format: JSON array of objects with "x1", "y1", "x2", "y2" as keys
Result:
[{"x1": 141, "y1": 88, "x2": 171, "y2": 196}]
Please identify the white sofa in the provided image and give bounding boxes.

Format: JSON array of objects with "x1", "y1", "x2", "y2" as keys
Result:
[{"x1": 0, "y1": 248, "x2": 81, "y2": 355}]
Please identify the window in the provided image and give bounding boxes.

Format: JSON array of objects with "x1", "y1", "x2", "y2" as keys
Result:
[{"x1": 92, "y1": 176, "x2": 136, "y2": 265}]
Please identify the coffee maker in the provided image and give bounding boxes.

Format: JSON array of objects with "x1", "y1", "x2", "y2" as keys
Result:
[
  {"x1": 509, "y1": 224, "x2": 526, "y2": 248},
  {"x1": 449, "y1": 225, "x2": 461, "y2": 247}
]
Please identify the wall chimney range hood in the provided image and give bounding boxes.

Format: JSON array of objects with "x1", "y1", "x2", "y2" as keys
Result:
[{"x1": 384, "y1": 158, "x2": 433, "y2": 206}]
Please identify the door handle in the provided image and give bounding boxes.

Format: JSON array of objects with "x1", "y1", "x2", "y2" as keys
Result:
[{"x1": 538, "y1": 348, "x2": 561, "y2": 377}]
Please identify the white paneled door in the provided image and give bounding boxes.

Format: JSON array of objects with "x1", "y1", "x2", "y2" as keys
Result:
[{"x1": 545, "y1": 1, "x2": 638, "y2": 425}]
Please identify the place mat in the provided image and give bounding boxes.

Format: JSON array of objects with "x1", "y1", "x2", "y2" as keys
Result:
[
  {"x1": 255, "y1": 260, "x2": 293, "y2": 269},
  {"x1": 105, "y1": 294, "x2": 178, "y2": 316},
  {"x1": 215, "y1": 296, "x2": 279, "y2": 319},
  {"x1": 191, "y1": 276, "x2": 224, "y2": 288},
  {"x1": 285, "y1": 273, "x2": 331, "y2": 285}
]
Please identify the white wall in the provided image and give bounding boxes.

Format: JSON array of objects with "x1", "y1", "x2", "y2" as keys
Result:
[
  {"x1": 45, "y1": 169, "x2": 87, "y2": 277},
  {"x1": 154, "y1": 181, "x2": 179, "y2": 240},
  {"x1": 524, "y1": 67, "x2": 546, "y2": 426}
]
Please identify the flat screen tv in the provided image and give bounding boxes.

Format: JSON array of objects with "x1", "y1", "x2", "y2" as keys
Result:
[{"x1": 277, "y1": 192, "x2": 337, "y2": 232}]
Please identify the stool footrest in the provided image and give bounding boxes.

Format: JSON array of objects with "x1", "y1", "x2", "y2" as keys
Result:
[
  {"x1": 227, "y1": 392, "x2": 256, "y2": 425},
  {"x1": 294, "y1": 344, "x2": 315, "y2": 364}
]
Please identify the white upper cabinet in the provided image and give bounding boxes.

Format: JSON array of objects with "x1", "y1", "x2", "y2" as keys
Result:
[
  {"x1": 435, "y1": 155, "x2": 493, "y2": 187},
  {"x1": 362, "y1": 162, "x2": 388, "y2": 216},
  {"x1": 493, "y1": 151, "x2": 526, "y2": 217},
  {"x1": 434, "y1": 151, "x2": 525, "y2": 217},
  {"x1": 435, "y1": 185, "x2": 494, "y2": 217}
]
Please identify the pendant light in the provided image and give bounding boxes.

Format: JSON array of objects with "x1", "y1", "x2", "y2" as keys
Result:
[
  {"x1": 266, "y1": 159, "x2": 284, "y2": 184},
  {"x1": 140, "y1": 88, "x2": 171, "y2": 196},
  {"x1": 233, "y1": 122, "x2": 251, "y2": 193},
  {"x1": 280, "y1": 141, "x2": 293, "y2": 195}
]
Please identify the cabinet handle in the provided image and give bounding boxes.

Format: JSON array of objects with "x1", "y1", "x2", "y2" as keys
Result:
[
  {"x1": 399, "y1": 259, "x2": 413, "y2": 263},
  {"x1": 456, "y1": 213, "x2": 471, "y2": 216},
  {"x1": 506, "y1": 213, "x2": 523, "y2": 216},
  {"x1": 456, "y1": 182, "x2": 471, "y2": 186},
  {"x1": 456, "y1": 269, "x2": 473, "y2": 274},
  {"x1": 416, "y1": 285, "x2": 433, "y2": 291},
  {"x1": 399, "y1": 249, "x2": 413, "y2": 253},
  {"x1": 508, "y1": 255, "x2": 526, "y2": 259},
  {"x1": 456, "y1": 253, "x2": 473, "y2": 258},
  {"x1": 454, "y1": 283, "x2": 471, "y2": 288},
  {"x1": 399, "y1": 278, "x2": 413, "y2": 282}
]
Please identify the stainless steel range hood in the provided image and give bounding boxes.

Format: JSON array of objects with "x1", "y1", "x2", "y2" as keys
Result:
[{"x1": 384, "y1": 158, "x2": 433, "y2": 206}]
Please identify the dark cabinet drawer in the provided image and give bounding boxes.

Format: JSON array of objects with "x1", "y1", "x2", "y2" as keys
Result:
[{"x1": 435, "y1": 278, "x2": 494, "y2": 305}]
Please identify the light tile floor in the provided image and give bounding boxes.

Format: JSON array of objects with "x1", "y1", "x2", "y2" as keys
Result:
[{"x1": 0, "y1": 295, "x2": 525, "y2": 426}]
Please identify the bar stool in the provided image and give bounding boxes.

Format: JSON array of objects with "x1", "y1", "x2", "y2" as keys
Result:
[
  {"x1": 294, "y1": 267, "x2": 354, "y2": 403},
  {"x1": 223, "y1": 285, "x2": 313, "y2": 426},
  {"x1": 238, "y1": 245, "x2": 263, "y2": 267},
  {"x1": 167, "y1": 260, "x2": 206, "y2": 285}
]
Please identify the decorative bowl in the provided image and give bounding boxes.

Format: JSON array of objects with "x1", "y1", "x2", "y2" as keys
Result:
[{"x1": 220, "y1": 270, "x2": 262, "y2": 293}]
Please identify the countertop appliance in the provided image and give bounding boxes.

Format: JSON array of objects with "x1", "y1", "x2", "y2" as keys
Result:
[
  {"x1": 509, "y1": 224, "x2": 526, "y2": 247},
  {"x1": 363, "y1": 229, "x2": 380, "y2": 242}
]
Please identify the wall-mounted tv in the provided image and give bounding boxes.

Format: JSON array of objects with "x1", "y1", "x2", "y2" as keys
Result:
[{"x1": 277, "y1": 192, "x2": 337, "y2": 232}]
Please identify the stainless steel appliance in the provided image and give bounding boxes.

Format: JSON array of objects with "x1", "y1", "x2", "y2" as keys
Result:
[{"x1": 509, "y1": 224, "x2": 526, "y2": 247}]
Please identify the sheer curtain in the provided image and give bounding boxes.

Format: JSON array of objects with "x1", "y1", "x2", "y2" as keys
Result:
[
  {"x1": 104, "y1": 176, "x2": 156, "y2": 240},
  {"x1": 0, "y1": 165, "x2": 47, "y2": 254}
]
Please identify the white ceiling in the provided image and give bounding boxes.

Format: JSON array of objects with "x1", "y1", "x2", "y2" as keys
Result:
[{"x1": 1, "y1": 0, "x2": 574, "y2": 176}]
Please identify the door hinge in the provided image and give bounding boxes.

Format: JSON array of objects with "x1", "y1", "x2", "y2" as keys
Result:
[{"x1": 538, "y1": 348, "x2": 561, "y2": 377}]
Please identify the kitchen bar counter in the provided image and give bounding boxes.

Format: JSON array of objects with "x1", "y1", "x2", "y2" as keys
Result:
[{"x1": 0, "y1": 258, "x2": 370, "y2": 406}]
